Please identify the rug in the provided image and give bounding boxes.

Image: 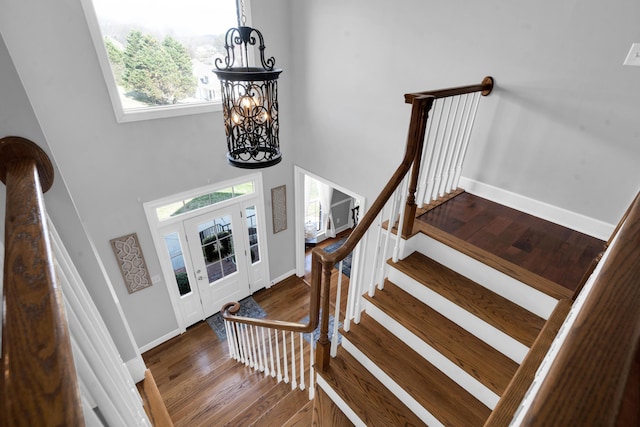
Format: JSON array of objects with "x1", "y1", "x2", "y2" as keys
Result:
[
  {"x1": 206, "y1": 296, "x2": 266, "y2": 340},
  {"x1": 300, "y1": 311, "x2": 343, "y2": 348},
  {"x1": 322, "y1": 238, "x2": 352, "y2": 277}
]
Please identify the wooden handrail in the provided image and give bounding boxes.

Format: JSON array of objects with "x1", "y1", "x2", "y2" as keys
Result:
[
  {"x1": 404, "y1": 76, "x2": 494, "y2": 104},
  {"x1": 519, "y1": 191, "x2": 640, "y2": 426},
  {"x1": 223, "y1": 94, "x2": 436, "y2": 370},
  {"x1": 223, "y1": 77, "x2": 495, "y2": 372},
  {"x1": 0, "y1": 137, "x2": 84, "y2": 426}
]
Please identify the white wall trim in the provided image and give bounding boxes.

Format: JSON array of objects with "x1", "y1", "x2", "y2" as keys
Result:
[
  {"x1": 138, "y1": 328, "x2": 182, "y2": 354},
  {"x1": 459, "y1": 177, "x2": 614, "y2": 241},
  {"x1": 293, "y1": 166, "x2": 366, "y2": 278},
  {"x1": 125, "y1": 356, "x2": 148, "y2": 383}
]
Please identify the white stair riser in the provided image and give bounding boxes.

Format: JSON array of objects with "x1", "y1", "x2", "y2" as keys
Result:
[
  {"x1": 388, "y1": 267, "x2": 529, "y2": 363},
  {"x1": 315, "y1": 375, "x2": 367, "y2": 427},
  {"x1": 363, "y1": 300, "x2": 499, "y2": 409},
  {"x1": 399, "y1": 233, "x2": 557, "y2": 319}
]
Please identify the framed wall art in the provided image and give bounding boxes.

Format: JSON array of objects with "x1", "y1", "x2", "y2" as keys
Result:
[
  {"x1": 110, "y1": 232, "x2": 152, "y2": 294},
  {"x1": 271, "y1": 185, "x2": 287, "y2": 233}
]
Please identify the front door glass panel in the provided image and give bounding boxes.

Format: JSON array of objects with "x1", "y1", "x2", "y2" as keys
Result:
[
  {"x1": 163, "y1": 232, "x2": 191, "y2": 296},
  {"x1": 197, "y1": 214, "x2": 237, "y2": 283},
  {"x1": 245, "y1": 205, "x2": 260, "y2": 264}
]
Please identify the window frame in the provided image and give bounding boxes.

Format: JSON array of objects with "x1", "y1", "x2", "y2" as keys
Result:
[{"x1": 79, "y1": 0, "x2": 252, "y2": 123}]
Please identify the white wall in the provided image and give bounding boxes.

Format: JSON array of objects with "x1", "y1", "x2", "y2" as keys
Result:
[
  {"x1": 290, "y1": 0, "x2": 640, "y2": 226},
  {"x1": 0, "y1": 0, "x2": 295, "y2": 350},
  {"x1": 0, "y1": 34, "x2": 140, "y2": 362}
]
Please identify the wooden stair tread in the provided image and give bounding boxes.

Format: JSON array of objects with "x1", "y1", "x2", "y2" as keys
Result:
[
  {"x1": 345, "y1": 313, "x2": 491, "y2": 426},
  {"x1": 485, "y1": 299, "x2": 573, "y2": 426},
  {"x1": 411, "y1": 217, "x2": 574, "y2": 300},
  {"x1": 391, "y1": 251, "x2": 545, "y2": 347},
  {"x1": 317, "y1": 348, "x2": 428, "y2": 427},
  {"x1": 366, "y1": 280, "x2": 519, "y2": 396}
]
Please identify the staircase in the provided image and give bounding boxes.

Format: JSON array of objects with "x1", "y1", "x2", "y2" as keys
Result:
[{"x1": 314, "y1": 216, "x2": 576, "y2": 426}]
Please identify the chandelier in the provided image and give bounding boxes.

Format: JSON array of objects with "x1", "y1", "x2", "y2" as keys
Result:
[{"x1": 214, "y1": 8, "x2": 282, "y2": 169}]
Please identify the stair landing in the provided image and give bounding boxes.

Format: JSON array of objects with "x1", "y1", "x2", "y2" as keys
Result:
[{"x1": 415, "y1": 192, "x2": 606, "y2": 293}]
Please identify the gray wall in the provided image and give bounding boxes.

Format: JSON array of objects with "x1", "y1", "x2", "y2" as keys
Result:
[
  {"x1": 2, "y1": 0, "x2": 640, "y2": 354},
  {"x1": 1, "y1": 0, "x2": 295, "y2": 350},
  {"x1": 290, "y1": 0, "x2": 640, "y2": 226},
  {"x1": 0, "y1": 34, "x2": 139, "y2": 362}
]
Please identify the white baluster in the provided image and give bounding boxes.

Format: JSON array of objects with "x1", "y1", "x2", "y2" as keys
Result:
[
  {"x1": 299, "y1": 333, "x2": 305, "y2": 391},
  {"x1": 249, "y1": 325, "x2": 259, "y2": 370},
  {"x1": 309, "y1": 338, "x2": 315, "y2": 400},
  {"x1": 423, "y1": 100, "x2": 445, "y2": 205},
  {"x1": 393, "y1": 175, "x2": 410, "y2": 262},
  {"x1": 290, "y1": 331, "x2": 297, "y2": 390},
  {"x1": 417, "y1": 101, "x2": 438, "y2": 207},
  {"x1": 241, "y1": 324, "x2": 251, "y2": 366},
  {"x1": 282, "y1": 331, "x2": 289, "y2": 384},
  {"x1": 453, "y1": 92, "x2": 482, "y2": 188},
  {"x1": 438, "y1": 95, "x2": 462, "y2": 198},
  {"x1": 224, "y1": 321, "x2": 234, "y2": 358},
  {"x1": 260, "y1": 327, "x2": 269, "y2": 377},
  {"x1": 234, "y1": 323, "x2": 244, "y2": 364},
  {"x1": 369, "y1": 210, "x2": 384, "y2": 297},
  {"x1": 431, "y1": 97, "x2": 453, "y2": 202},
  {"x1": 275, "y1": 328, "x2": 282, "y2": 382},
  {"x1": 377, "y1": 192, "x2": 398, "y2": 290},
  {"x1": 331, "y1": 263, "x2": 343, "y2": 357},
  {"x1": 267, "y1": 328, "x2": 276, "y2": 378},
  {"x1": 446, "y1": 93, "x2": 470, "y2": 193},
  {"x1": 352, "y1": 236, "x2": 366, "y2": 324},
  {"x1": 253, "y1": 325, "x2": 264, "y2": 372}
]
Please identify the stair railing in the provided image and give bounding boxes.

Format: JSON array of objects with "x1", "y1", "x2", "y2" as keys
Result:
[
  {"x1": 401, "y1": 76, "x2": 494, "y2": 237},
  {"x1": 222, "y1": 77, "x2": 494, "y2": 382},
  {"x1": 509, "y1": 191, "x2": 640, "y2": 426},
  {"x1": 1, "y1": 136, "x2": 150, "y2": 426},
  {"x1": 0, "y1": 136, "x2": 84, "y2": 426}
]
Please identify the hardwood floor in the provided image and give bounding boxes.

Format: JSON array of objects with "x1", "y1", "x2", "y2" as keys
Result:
[
  {"x1": 140, "y1": 232, "x2": 351, "y2": 426},
  {"x1": 138, "y1": 193, "x2": 604, "y2": 424},
  {"x1": 416, "y1": 192, "x2": 606, "y2": 292}
]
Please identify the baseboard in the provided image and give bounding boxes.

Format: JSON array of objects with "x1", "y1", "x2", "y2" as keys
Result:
[
  {"x1": 459, "y1": 177, "x2": 614, "y2": 241},
  {"x1": 138, "y1": 328, "x2": 182, "y2": 354},
  {"x1": 271, "y1": 269, "x2": 297, "y2": 285},
  {"x1": 126, "y1": 355, "x2": 148, "y2": 383}
]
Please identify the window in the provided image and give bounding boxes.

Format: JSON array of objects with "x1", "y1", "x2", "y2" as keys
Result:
[
  {"x1": 81, "y1": 0, "x2": 247, "y2": 122},
  {"x1": 155, "y1": 181, "x2": 255, "y2": 222}
]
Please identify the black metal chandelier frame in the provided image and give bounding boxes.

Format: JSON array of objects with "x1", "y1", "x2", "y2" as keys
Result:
[{"x1": 214, "y1": 26, "x2": 283, "y2": 169}]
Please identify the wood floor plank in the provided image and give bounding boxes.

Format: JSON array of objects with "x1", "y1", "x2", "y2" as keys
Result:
[
  {"x1": 251, "y1": 387, "x2": 311, "y2": 427},
  {"x1": 316, "y1": 348, "x2": 427, "y2": 427},
  {"x1": 284, "y1": 399, "x2": 315, "y2": 426},
  {"x1": 367, "y1": 280, "x2": 519, "y2": 396},
  {"x1": 223, "y1": 380, "x2": 292, "y2": 426},
  {"x1": 391, "y1": 251, "x2": 546, "y2": 347},
  {"x1": 345, "y1": 313, "x2": 491, "y2": 426}
]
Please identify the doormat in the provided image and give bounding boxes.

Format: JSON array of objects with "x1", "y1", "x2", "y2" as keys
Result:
[
  {"x1": 300, "y1": 310, "x2": 342, "y2": 348},
  {"x1": 206, "y1": 296, "x2": 266, "y2": 341},
  {"x1": 322, "y1": 238, "x2": 352, "y2": 277}
]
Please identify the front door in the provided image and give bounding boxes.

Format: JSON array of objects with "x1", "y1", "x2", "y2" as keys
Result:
[{"x1": 184, "y1": 207, "x2": 250, "y2": 319}]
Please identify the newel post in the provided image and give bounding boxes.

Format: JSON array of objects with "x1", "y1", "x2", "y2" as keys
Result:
[
  {"x1": 315, "y1": 262, "x2": 333, "y2": 371},
  {"x1": 0, "y1": 137, "x2": 84, "y2": 426},
  {"x1": 401, "y1": 96, "x2": 434, "y2": 238}
]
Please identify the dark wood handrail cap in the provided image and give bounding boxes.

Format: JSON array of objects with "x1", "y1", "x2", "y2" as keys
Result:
[{"x1": 0, "y1": 136, "x2": 54, "y2": 192}]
